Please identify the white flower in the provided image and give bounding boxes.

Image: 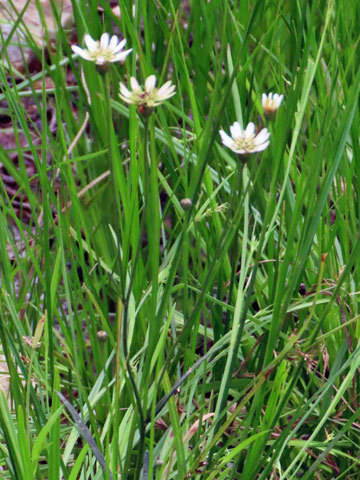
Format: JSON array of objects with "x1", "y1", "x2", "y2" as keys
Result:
[
  {"x1": 71, "y1": 33, "x2": 132, "y2": 66},
  {"x1": 262, "y1": 92, "x2": 284, "y2": 115},
  {"x1": 119, "y1": 75, "x2": 176, "y2": 109},
  {"x1": 219, "y1": 122, "x2": 270, "y2": 155}
]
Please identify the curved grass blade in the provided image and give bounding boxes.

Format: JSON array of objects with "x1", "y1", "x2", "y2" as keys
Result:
[{"x1": 56, "y1": 391, "x2": 113, "y2": 480}]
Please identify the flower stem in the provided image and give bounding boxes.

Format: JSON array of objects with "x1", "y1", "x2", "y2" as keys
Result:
[
  {"x1": 122, "y1": 286, "x2": 146, "y2": 480},
  {"x1": 104, "y1": 71, "x2": 146, "y2": 477},
  {"x1": 123, "y1": 118, "x2": 151, "y2": 479},
  {"x1": 224, "y1": 162, "x2": 245, "y2": 331}
]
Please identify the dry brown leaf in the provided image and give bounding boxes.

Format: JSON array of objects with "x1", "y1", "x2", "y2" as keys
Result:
[
  {"x1": 162, "y1": 413, "x2": 215, "y2": 479},
  {"x1": 183, "y1": 413, "x2": 215, "y2": 443},
  {"x1": 0, "y1": 0, "x2": 73, "y2": 69},
  {"x1": 1, "y1": 0, "x2": 73, "y2": 42},
  {"x1": 0, "y1": 355, "x2": 11, "y2": 406}
]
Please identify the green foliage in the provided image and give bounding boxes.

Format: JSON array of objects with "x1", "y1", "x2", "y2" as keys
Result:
[{"x1": 0, "y1": 0, "x2": 360, "y2": 478}]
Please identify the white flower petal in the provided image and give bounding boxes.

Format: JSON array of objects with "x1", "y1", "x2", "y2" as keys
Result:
[
  {"x1": 73, "y1": 33, "x2": 132, "y2": 65},
  {"x1": 255, "y1": 128, "x2": 270, "y2": 145},
  {"x1": 158, "y1": 89, "x2": 176, "y2": 101},
  {"x1": 71, "y1": 45, "x2": 91, "y2": 60},
  {"x1": 130, "y1": 77, "x2": 141, "y2": 91},
  {"x1": 145, "y1": 75, "x2": 157, "y2": 92},
  {"x1": 119, "y1": 94, "x2": 135, "y2": 105},
  {"x1": 100, "y1": 32, "x2": 110, "y2": 49},
  {"x1": 119, "y1": 82, "x2": 131, "y2": 98},
  {"x1": 113, "y1": 48, "x2": 132, "y2": 62},
  {"x1": 113, "y1": 38, "x2": 127, "y2": 53},
  {"x1": 163, "y1": 89, "x2": 176, "y2": 100},
  {"x1": 262, "y1": 92, "x2": 283, "y2": 113},
  {"x1": 220, "y1": 120, "x2": 270, "y2": 155},
  {"x1": 219, "y1": 130, "x2": 235, "y2": 149},
  {"x1": 275, "y1": 94, "x2": 284, "y2": 106},
  {"x1": 84, "y1": 34, "x2": 98, "y2": 52},
  {"x1": 157, "y1": 81, "x2": 175, "y2": 98},
  {"x1": 156, "y1": 80, "x2": 172, "y2": 94},
  {"x1": 254, "y1": 140, "x2": 270, "y2": 152},
  {"x1": 109, "y1": 35, "x2": 119, "y2": 49},
  {"x1": 229, "y1": 122, "x2": 242, "y2": 140},
  {"x1": 245, "y1": 122, "x2": 255, "y2": 137},
  {"x1": 119, "y1": 75, "x2": 176, "y2": 109}
]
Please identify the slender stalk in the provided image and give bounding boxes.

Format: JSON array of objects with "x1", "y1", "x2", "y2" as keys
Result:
[
  {"x1": 122, "y1": 268, "x2": 146, "y2": 480},
  {"x1": 223, "y1": 161, "x2": 245, "y2": 334},
  {"x1": 104, "y1": 70, "x2": 122, "y2": 475},
  {"x1": 122, "y1": 117, "x2": 151, "y2": 479}
]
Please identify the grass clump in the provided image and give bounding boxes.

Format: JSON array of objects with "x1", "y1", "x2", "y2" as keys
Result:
[{"x1": 0, "y1": 0, "x2": 360, "y2": 478}]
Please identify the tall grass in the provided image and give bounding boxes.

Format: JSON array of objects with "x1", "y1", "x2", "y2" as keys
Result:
[{"x1": 0, "y1": 0, "x2": 360, "y2": 478}]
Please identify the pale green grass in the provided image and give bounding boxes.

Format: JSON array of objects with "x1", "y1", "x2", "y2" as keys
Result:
[{"x1": 0, "y1": 0, "x2": 360, "y2": 479}]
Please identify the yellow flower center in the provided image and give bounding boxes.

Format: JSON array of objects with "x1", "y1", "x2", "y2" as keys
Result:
[
  {"x1": 235, "y1": 135, "x2": 256, "y2": 152},
  {"x1": 89, "y1": 46, "x2": 115, "y2": 62}
]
